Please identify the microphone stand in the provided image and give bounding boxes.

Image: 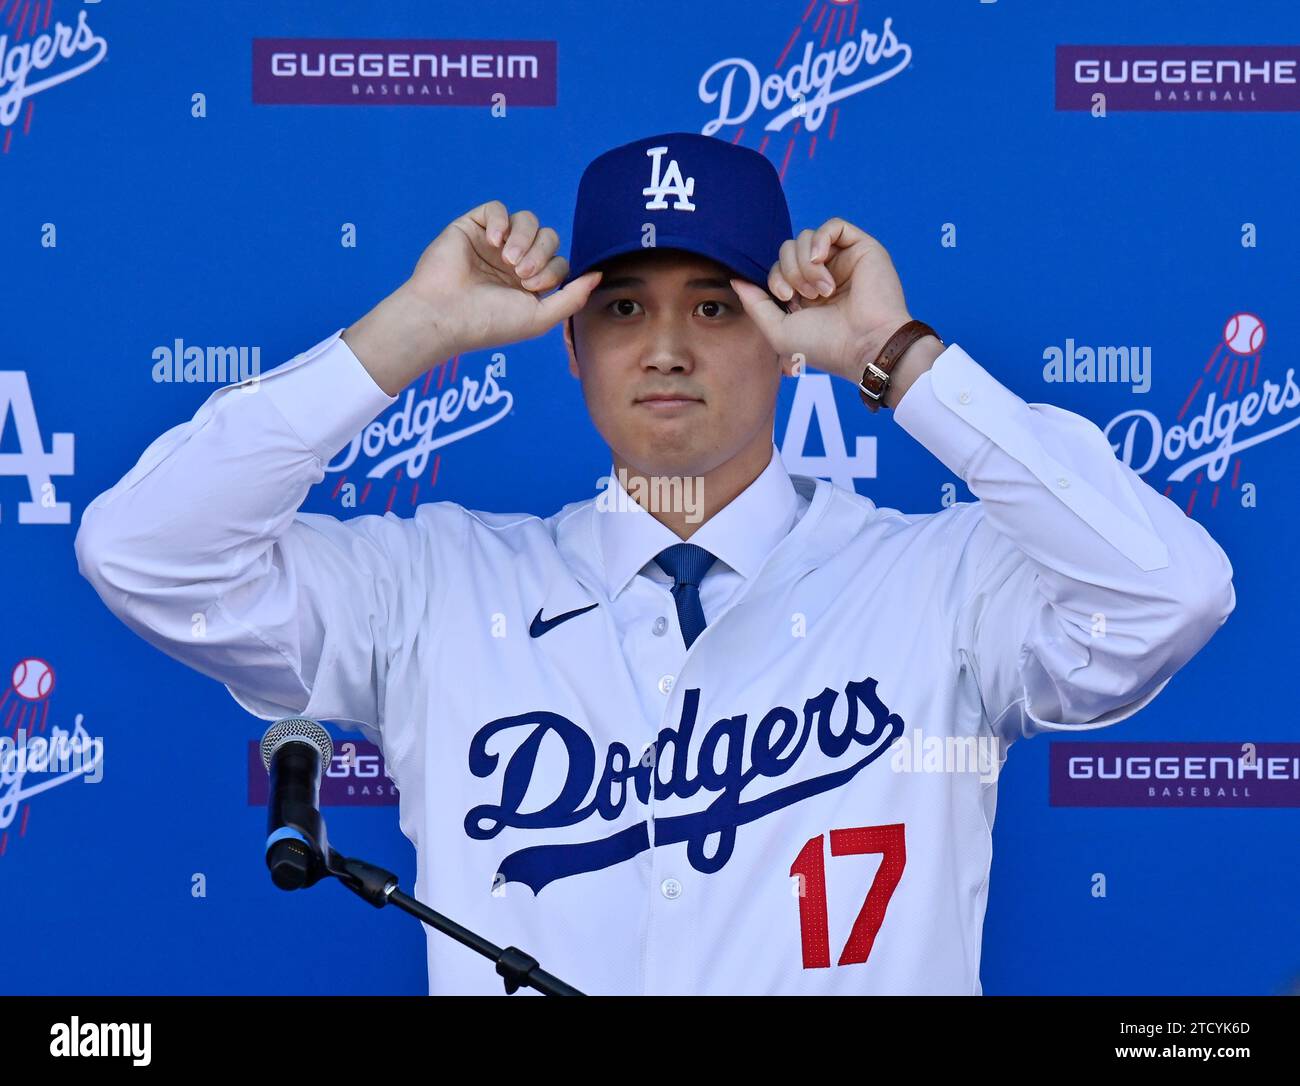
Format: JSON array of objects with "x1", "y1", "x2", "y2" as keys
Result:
[
  {"x1": 266, "y1": 833, "x2": 584, "y2": 996},
  {"x1": 324, "y1": 848, "x2": 585, "y2": 997}
]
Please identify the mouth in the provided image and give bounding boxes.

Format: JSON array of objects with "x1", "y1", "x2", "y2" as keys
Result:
[{"x1": 635, "y1": 394, "x2": 703, "y2": 412}]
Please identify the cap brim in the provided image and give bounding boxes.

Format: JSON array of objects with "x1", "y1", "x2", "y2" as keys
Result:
[{"x1": 563, "y1": 235, "x2": 771, "y2": 289}]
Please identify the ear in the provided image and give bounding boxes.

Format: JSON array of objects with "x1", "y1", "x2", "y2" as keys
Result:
[{"x1": 564, "y1": 315, "x2": 580, "y2": 379}]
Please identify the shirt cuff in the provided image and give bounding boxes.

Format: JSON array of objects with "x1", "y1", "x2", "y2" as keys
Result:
[
  {"x1": 891, "y1": 342, "x2": 993, "y2": 479},
  {"x1": 1020, "y1": 674, "x2": 1173, "y2": 737},
  {"x1": 892, "y1": 341, "x2": 1171, "y2": 573},
  {"x1": 255, "y1": 328, "x2": 398, "y2": 462}
]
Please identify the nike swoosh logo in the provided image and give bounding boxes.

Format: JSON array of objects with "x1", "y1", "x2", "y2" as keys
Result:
[{"x1": 529, "y1": 603, "x2": 599, "y2": 638}]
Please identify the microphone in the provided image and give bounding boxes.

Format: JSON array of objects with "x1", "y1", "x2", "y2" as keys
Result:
[{"x1": 260, "y1": 718, "x2": 333, "y2": 890}]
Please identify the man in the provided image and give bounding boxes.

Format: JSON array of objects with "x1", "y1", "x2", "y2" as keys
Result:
[{"x1": 75, "y1": 132, "x2": 1235, "y2": 995}]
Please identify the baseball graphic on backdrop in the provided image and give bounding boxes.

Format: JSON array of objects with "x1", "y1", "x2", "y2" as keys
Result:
[
  {"x1": 1223, "y1": 312, "x2": 1266, "y2": 355},
  {"x1": 11, "y1": 658, "x2": 55, "y2": 701}
]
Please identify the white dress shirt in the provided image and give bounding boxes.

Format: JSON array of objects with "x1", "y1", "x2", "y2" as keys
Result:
[{"x1": 74, "y1": 328, "x2": 1236, "y2": 995}]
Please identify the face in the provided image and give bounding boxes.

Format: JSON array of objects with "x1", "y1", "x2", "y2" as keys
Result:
[{"x1": 565, "y1": 248, "x2": 786, "y2": 484}]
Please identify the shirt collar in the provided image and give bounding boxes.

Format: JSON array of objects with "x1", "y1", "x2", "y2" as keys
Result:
[{"x1": 594, "y1": 442, "x2": 800, "y2": 599}]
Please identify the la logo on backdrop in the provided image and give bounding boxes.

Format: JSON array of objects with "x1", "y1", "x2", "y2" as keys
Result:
[
  {"x1": 0, "y1": 1, "x2": 108, "y2": 153},
  {"x1": 0, "y1": 368, "x2": 74, "y2": 524},
  {"x1": 0, "y1": 659, "x2": 104, "y2": 856}
]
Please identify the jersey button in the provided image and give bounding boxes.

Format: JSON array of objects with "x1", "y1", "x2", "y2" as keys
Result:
[
  {"x1": 660, "y1": 877, "x2": 683, "y2": 900},
  {"x1": 652, "y1": 616, "x2": 668, "y2": 636},
  {"x1": 658, "y1": 674, "x2": 675, "y2": 695}
]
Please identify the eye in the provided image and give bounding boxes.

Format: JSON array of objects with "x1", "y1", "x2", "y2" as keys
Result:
[
  {"x1": 694, "y1": 300, "x2": 731, "y2": 318},
  {"x1": 605, "y1": 299, "x2": 643, "y2": 317}
]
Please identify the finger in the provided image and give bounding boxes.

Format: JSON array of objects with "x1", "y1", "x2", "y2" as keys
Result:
[
  {"x1": 778, "y1": 239, "x2": 819, "y2": 300},
  {"x1": 796, "y1": 229, "x2": 833, "y2": 296},
  {"x1": 502, "y1": 210, "x2": 540, "y2": 266},
  {"x1": 813, "y1": 218, "x2": 873, "y2": 266},
  {"x1": 520, "y1": 252, "x2": 569, "y2": 292},
  {"x1": 729, "y1": 276, "x2": 788, "y2": 347},
  {"x1": 767, "y1": 263, "x2": 796, "y2": 304},
  {"x1": 534, "y1": 268, "x2": 603, "y2": 328},
  {"x1": 467, "y1": 200, "x2": 511, "y2": 247},
  {"x1": 803, "y1": 228, "x2": 837, "y2": 296},
  {"x1": 514, "y1": 226, "x2": 559, "y2": 280}
]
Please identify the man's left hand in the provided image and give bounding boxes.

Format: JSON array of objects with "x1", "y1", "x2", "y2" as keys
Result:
[{"x1": 730, "y1": 218, "x2": 919, "y2": 385}]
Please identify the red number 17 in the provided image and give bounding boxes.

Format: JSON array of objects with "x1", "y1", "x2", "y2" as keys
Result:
[{"x1": 789, "y1": 823, "x2": 906, "y2": 969}]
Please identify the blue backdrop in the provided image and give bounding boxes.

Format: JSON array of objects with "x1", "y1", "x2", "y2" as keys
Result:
[{"x1": 2, "y1": 0, "x2": 1296, "y2": 995}]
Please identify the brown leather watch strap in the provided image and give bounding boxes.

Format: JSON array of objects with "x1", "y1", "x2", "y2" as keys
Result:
[{"x1": 858, "y1": 319, "x2": 943, "y2": 412}]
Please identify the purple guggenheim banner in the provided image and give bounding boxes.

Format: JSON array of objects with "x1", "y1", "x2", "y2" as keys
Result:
[
  {"x1": 1051, "y1": 743, "x2": 1300, "y2": 808},
  {"x1": 1056, "y1": 45, "x2": 1300, "y2": 111},
  {"x1": 252, "y1": 37, "x2": 557, "y2": 106}
]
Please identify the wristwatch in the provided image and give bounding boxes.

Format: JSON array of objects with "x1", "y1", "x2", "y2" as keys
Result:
[{"x1": 857, "y1": 319, "x2": 944, "y2": 412}]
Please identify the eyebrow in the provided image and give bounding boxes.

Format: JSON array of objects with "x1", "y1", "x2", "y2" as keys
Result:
[{"x1": 590, "y1": 274, "x2": 736, "y2": 294}]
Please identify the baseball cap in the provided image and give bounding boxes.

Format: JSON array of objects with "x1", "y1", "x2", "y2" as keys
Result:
[{"x1": 562, "y1": 131, "x2": 793, "y2": 291}]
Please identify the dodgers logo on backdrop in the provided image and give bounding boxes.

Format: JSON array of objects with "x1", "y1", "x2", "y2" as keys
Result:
[
  {"x1": 319, "y1": 353, "x2": 513, "y2": 514},
  {"x1": 0, "y1": 659, "x2": 104, "y2": 856},
  {"x1": 0, "y1": 370, "x2": 74, "y2": 525},
  {"x1": 465, "y1": 678, "x2": 904, "y2": 894},
  {"x1": 0, "y1": 4, "x2": 108, "y2": 149},
  {"x1": 697, "y1": 4, "x2": 912, "y2": 165},
  {"x1": 1104, "y1": 313, "x2": 1300, "y2": 516}
]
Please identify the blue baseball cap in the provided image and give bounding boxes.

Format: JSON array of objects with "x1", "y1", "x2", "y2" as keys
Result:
[{"x1": 562, "y1": 131, "x2": 793, "y2": 290}]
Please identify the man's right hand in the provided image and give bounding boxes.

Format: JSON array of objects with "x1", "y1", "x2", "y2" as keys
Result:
[{"x1": 343, "y1": 200, "x2": 603, "y2": 396}]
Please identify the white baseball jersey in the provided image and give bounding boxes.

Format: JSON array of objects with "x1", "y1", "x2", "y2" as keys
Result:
[{"x1": 75, "y1": 328, "x2": 1235, "y2": 995}]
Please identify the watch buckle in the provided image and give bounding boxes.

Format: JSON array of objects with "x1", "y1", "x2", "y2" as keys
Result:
[{"x1": 857, "y1": 361, "x2": 890, "y2": 402}]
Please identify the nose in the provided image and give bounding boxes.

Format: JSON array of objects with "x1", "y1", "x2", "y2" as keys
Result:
[{"x1": 640, "y1": 310, "x2": 696, "y2": 376}]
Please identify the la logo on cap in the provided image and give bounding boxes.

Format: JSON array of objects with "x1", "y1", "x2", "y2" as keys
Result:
[{"x1": 643, "y1": 146, "x2": 696, "y2": 211}]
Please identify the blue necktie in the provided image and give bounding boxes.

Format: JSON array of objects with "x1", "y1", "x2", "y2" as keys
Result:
[{"x1": 654, "y1": 543, "x2": 717, "y2": 649}]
